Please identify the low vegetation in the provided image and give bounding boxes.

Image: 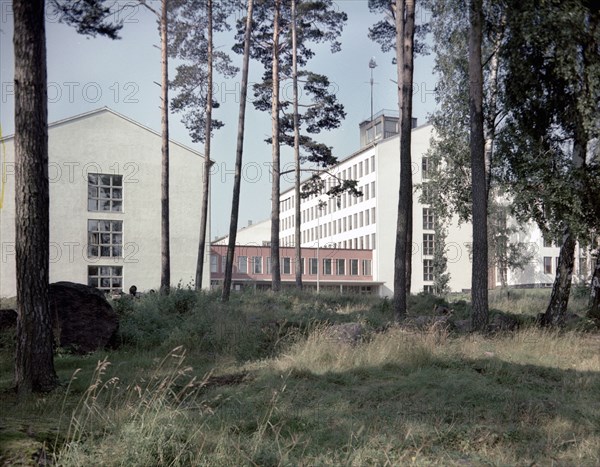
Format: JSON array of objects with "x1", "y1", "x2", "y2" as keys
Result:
[{"x1": 1, "y1": 288, "x2": 598, "y2": 465}]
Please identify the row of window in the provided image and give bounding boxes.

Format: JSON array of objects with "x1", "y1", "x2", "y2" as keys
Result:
[
  {"x1": 295, "y1": 181, "x2": 377, "y2": 225},
  {"x1": 299, "y1": 156, "x2": 377, "y2": 205},
  {"x1": 211, "y1": 255, "x2": 372, "y2": 277},
  {"x1": 280, "y1": 233, "x2": 377, "y2": 251},
  {"x1": 301, "y1": 208, "x2": 377, "y2": 242}
]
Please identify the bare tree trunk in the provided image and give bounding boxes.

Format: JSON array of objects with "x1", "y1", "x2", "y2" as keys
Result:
[
  {"x1": 405, "y1": 200, "x2": 412, "y2": 295},
  {"x1": 542, "y1": 228, "x2": 576, "y2": 326},
  {"x1": 13, "y1": 0, "x2": 58, "y2": 396},
  {"x1": 393, "y1": 0, "x2": 415, "y2": 320},
  {"x1": 291, "y1": 0, "x2": 303, "y2": 290},
  {"x1": 195, "y1": 0, "x2": 213, "y2": 290},
  {"x1": 542, "y1": 132, "x2": 586, "y2": 326},
  {"x1": 270, "y1": 0, "x2": 282, "y2": 292},
  {"x1": 160, "y1": 0, "x2": 171, "y2": 294},
  {"x1": 588, "y1": 252, "x2": 600, "y2": 321},
  {"x1": 222, "y1": 0, "x2": 253, "y2": 302},
  {"x1": 469, "y1": 0, "x2": 489, "y2": 331}
]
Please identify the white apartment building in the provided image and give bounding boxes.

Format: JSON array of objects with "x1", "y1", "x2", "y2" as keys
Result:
[
  {"x1": 222, "y1": 110, "x2": 595, "y2": 297},
  {"x1": 0, "y1": 107, "x2": 209, "y2": 297}
]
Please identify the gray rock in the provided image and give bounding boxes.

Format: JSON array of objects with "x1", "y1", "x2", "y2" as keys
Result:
[
  {"x1": 454, "y1": 319, "x2": 472, "y2": 333},
  {"x1": 489, "y1": 314, "x2": 519, "y2": 332},
  {"x1": 326, "y1": 322, "x2": 365, "y2": 344}
]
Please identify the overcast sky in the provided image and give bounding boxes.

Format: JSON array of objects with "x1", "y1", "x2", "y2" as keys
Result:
[{"x1": 0, "y1": 0, "x2": 438, "y2": 238}]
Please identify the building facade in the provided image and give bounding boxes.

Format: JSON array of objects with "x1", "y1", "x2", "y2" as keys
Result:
[
  {"x1": 0, "y1": 108, "x2": 209, "y2": 297},
  {"x1": 210, "y1": 244, "x2": 379, "y2": 293},
  {"x1": 214, "y1": 111, "x2": 594, "y2": 297}
]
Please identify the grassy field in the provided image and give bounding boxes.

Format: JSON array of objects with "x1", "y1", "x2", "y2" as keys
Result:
[{"x1": 0, "y1": 288, "x2": 599, "y2": 466}]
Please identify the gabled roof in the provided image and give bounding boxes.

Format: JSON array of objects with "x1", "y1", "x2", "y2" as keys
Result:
[{"x1": 0, "y1": 106, "x2": 209, "y2": 161}]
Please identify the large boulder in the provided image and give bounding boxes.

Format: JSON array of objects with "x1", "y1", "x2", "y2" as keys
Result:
[{"x1": 50, "y1": 281, "x2": 118, "y2": 354}]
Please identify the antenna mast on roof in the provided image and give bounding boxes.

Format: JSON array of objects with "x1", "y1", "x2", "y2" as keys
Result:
[{"x1": 369, "y1": 57, "x2": 377, "y2": 122}]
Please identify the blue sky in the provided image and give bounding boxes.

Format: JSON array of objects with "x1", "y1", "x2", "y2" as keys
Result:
[{"x1": 0, "y1": 0, "x2": 438, "y2": 238}]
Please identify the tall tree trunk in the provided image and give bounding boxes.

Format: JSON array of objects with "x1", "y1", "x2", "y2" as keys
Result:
[
  {"x1": 542, "y1": 228, "x2": 576, "y2": 326},
  {"x1": 542, "y1": 130, "x2": 586, "y2": 326},
  {"x1": 270, "y1": 0, "x2": 282, "y2": 292},
  {"x1": 160, "y1": 0, "x2": 171, "y2": 294},
  {"x1": 222, "y1": 0, "x2": 253, "y2": 302},
  {"x1": 469, "y1": 0, "x2": 489, "y2": 331},
  {"x1": 405, "y1": 200, "x2": 412, "y2": 295},
  {"x1": 292, "y1": 0, "x2": 303, "y2": 290},
  {"x1": 588, "y1": 252, "x2": 600, "y2": 321},
  {"x1": 195, "y1": 0, "x2": 213, "y2": 290},
  {"x1": 13, "y1": 0, "x2": 58, "y2": 396},
  {"x1": 393, "y1": 0, "x2": 415, "y2": 320}
]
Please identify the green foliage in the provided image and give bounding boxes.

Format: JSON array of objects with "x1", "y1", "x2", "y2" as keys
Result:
[
  {"x1": 49, "y1": 0, "x2": 123, "y2": 39},
  {"x1": 234, "y1": 0, "x2": 353, "y2": 199},
  {"x1": 496, "y1": 0, "x2": 600, "y2": 240},
  {"x1": 168, "y1": 0, "x2": 239, "y2": 143}
]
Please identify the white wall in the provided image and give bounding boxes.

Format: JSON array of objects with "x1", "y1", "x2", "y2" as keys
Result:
[{"x1": 0, "y1": 108, "x2": 209, "y2": 297}]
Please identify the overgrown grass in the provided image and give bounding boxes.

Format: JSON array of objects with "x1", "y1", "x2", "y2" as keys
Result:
[{"x1": 0, "y1": 289, "x2": 598, "y2": 466}]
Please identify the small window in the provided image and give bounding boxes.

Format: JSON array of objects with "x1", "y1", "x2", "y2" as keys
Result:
[
  {"x1": 423, "y1": 234, "x2": 435, "y2": 256},
  {"x1": 423, "y1": 259, "x2": 434, "y2": 281},
  {"x1": 323, "y1": 258, "x2": 332, "y2": 275},
  {"x1": 88, "y1": 220, "x2": 123, "y2": 258},
  {"x1": 423, "y1": 208, "x2": 435, "y2": 230},
  {"x1": 88, "y1": 173, "x2": 123, "y2": 212},
  {"x1": 350, "y1": 259, "x2": 359, "y2": 275},
  {"x1": 252, "y1": 256, "x2": 262, "y2": 274},
  {"x1": 282, "y1": 257, "x2": 291, "y2": 275},
  {"x1": 423, "y1": 285, "x2": 434, "y2": 294},
  {"x1": 309, "y1": 258, "x2": 318, "y2": 275},
  {"x1": 88, "y1": 265, "x2": 122, "y2": 293},
  {"x1": 421, "y1": 157, "x2": 431, "y2": 179},
  {"x1": 336, "y1": 259, "x2": 345, "y2": 275},
  {"x1": 362, "y1": 259, "x2": 372, "y2": 276},
  {"x1": 238, "y1": 256, "x2": 248, "y2": 274},
  {"x1": 543, "y1": 256, "x2": 552, "y2": 274}
]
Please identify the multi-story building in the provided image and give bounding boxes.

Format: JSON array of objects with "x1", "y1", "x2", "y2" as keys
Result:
[
  {"x1": 213, "y1": 110, "x2": 594, "y2": 296},
  {"x1": 0, "y1": 107, "x2": 210, "y2": 297}
]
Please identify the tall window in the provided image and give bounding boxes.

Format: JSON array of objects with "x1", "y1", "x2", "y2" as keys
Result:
[
  {"x1": 543, "y1": 256, "x2": 552, "y2": 274},
  {"x1": 423, "y1": 208, "x2": 435, "y2": 230},
  {"x1": 350, "y1": 259, "x2": 359, "y2": 275},
  {"x1": 266, "y1": 257, "x2": 272, "y2": 274},
  {"x1": 282, "y1": 257, "x2": 291, "y2": 274},
  {"x1": 238, "y1": 256, "x2": 248, "y2": 273},
  {"x1": 423, "y1": 234, "x2": 435, "y2": 256},
  {"x1": 88, "y1": 173, "x2": 123, "y2": 212},
  {"x1": 309, "y1": 258, "x2": 318, "y2": 275},
  {"x1": 362, "y1": 259, "x2": 372, "y2": 276},
  {"x1": 88, "y1": 265, "x2": 122, "y2": 293},
  {"x1": 210, "y1": 254, "x2": 218, "y2": 273},
  {"x1": 336, "y1": 258, "x2": 345, "y2": 275},
  {"x1": 423, "y1": 259, "x2": 434, "y2": 281},
  {"x1": 88, "y1": 220, "x2": 122, "y2": 258},
  {"x1": 252, "y1": 256, "x2": 262, "y2": 274},
  {"x1": 421, "y1": 157, "x2": 431, "y2": 179},
  {"x1": 421, "y1": 183, "x2": 432, "y2": 204},
  {"x1": 323, "y1": 258, "x2": 332, "y2": 275}
]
